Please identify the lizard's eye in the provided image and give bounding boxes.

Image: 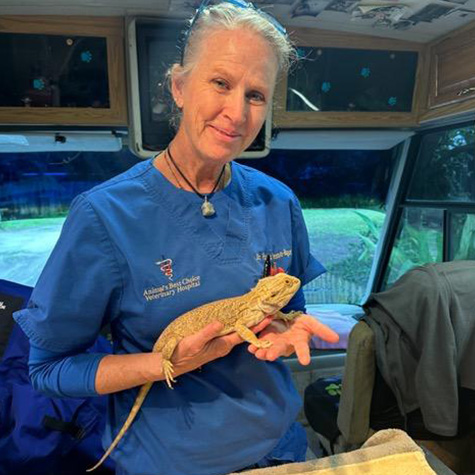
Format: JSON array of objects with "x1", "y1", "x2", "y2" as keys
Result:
[{"x1": 271, "y1": 292, "x2": 278, "y2": 298}]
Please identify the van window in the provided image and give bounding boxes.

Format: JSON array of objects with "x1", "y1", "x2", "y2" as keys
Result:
[
  {"x1": 382, "y1": 123, "x2": 475, "y2": 288},
  {"x1": 0, "y1": 150, "x2": 141, "y2": 286},
  {"x1": 384, "y1": 207, "x2": 443, "y2": 288},
  {"x1": 408, "y1": 125, "x2": 475, "y2": 203},
  {"x1": 2, "y1": 147, "x2": 394, "y2": 304},
  {"x1": 242, "y1": 148, "x2": 394, "y2": 305}
]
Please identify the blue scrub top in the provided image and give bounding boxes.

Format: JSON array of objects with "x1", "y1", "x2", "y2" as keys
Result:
[{"x1": 15, "y1": 159, "x2": 325, "y2": 475}]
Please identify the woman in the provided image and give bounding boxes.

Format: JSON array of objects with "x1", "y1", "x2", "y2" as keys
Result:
[{"x1": 14, "y1": 2, "x2": 339, "y2": 474}]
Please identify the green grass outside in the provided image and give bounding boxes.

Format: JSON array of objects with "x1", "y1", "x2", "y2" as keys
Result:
[
  {"x1": 0, "y1": 210, "x2": 386, "y2": 238},
  {"x1": 302, "y1": 208, "x2": 386, "y2": 236},
  {"x1": 0, "y1": 217, "x2": 66, "y2": 231},
  {"x1": 0, "y1": 210, "x2": 387, "y2": 300}
]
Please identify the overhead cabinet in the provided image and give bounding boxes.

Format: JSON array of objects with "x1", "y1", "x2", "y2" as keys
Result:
[
  {"x1": 274, "y1": 28, "x2": 425, "y2": 129},
  {"x1": 421, "y1": 21, "x2": 475, "y2": 122},
  {"x1": 0, "y1": 16, "x2": 127, "y2": 126}
]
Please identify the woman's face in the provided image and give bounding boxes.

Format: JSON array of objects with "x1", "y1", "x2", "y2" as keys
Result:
[{"x1": 172, "y1": 28, "x2": 279, "y2": 164}]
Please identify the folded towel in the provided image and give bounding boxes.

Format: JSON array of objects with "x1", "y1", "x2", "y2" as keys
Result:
[
  {"x1": 294, "y1": 451, "x2": 432, "y2": 475},
  {"x1": 229, "y1": 429, "x2": 436, "y2": 474}
]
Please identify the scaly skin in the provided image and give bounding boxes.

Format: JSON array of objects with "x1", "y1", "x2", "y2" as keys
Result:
[{"x1": 87, "y1": 273, "x2": 302, "y2": 472}]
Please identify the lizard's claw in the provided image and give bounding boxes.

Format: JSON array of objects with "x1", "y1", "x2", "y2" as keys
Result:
[
  {"x1": 162, "y1": 359, "x2": 176, "y2": 389},
  {"x1": 256, "y1": 339, "x2": 273, "y2": 349}
]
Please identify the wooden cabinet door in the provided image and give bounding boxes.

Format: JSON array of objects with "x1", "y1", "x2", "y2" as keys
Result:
[{"x1": 428, "y1": 24, "x2": 475, "y2": 110}]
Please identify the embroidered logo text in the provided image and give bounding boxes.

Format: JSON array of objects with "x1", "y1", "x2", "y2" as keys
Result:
[
  {"x1": 143, "y1": 276, "x2": 201, "y2": 302},
  {"x1": 255, "y1": 249, "x2": 292, "y2": 261}
]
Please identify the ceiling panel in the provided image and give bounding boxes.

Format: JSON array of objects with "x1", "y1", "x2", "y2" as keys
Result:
[{"x1": 1, "y1": 0, "x2": 475, "y2": 42}]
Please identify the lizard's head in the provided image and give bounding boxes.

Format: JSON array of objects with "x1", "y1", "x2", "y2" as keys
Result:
[{"x1": 253, "y1": 273, "x2": 301, "y2": 314}]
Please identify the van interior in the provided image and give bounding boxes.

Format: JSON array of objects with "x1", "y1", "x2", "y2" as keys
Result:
[{"x1": 1, "y1": 0, "x2": 475, "y2": 474}]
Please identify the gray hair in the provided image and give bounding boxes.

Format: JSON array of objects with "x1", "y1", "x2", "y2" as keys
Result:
[
  {"x1": 182, "y1": 2, "x2": 295, "y2": 75},
  {"x1": 166, "y1": 2, "x2": 296, "y2": 129}
]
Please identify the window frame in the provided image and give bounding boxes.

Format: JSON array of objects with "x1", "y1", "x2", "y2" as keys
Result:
[{"x1": 370, "y1": 119, "x2": 475, "y2": 293}]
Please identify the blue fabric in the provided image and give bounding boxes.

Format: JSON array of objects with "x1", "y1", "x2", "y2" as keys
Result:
[
  {"x1": 0, "y1": 280, "x2": 114, "y2": 474},
  {"x1": 29, "y1": 345, "x2": 107, "y2": 398},
  {"x1": 282, "y1": 286, "x2": 306, "y2": 313},
  {"x1": 255, "y1": 421, "x2": 308, "y2": 467},
  {"x1": 14, "y1": 160, "x2": 325, "y2": 475},
  {"x1": 114, "y1": 422, "x2": 307, "y2": 475}
]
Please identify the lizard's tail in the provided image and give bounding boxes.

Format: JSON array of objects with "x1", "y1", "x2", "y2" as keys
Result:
[{"x1": 86, "y1": 382, "x2": 153, "y2": 472}]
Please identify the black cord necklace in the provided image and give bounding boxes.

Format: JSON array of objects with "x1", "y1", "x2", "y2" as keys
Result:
[{"x1": 166, "y1": 147, "x2": 226, "y2": 217}]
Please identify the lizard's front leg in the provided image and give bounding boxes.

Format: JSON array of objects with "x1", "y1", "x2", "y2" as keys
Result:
[
  {"x1": 234, "y1": 321, "x2": 273, "y2": 349},
  {"x1": 273, "y1": 310, "x2": 303, "y2": 323}
]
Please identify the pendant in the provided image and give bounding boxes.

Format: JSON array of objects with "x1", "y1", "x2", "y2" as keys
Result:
[{"x1": 201, "y1": 197, "x2": 215, "y2": 217}]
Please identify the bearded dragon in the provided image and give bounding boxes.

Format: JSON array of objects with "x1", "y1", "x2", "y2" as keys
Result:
[{"x1": 87, "y1": 272, "x2": 302, "y2": 472}]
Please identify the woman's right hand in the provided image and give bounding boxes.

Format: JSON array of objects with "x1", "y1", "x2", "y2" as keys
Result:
[
  {"x1": 169, "y1": 317, "x2": 273, "y2": 378},
  {"x1": 96, "y1": 318, "x2": 273, "y2": 394}
]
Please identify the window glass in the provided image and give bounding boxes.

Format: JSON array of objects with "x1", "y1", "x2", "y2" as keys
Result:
[
  {"x1": 0, "y1": 150, "x2": 141, "y2": 286},
  {"x1": 383, "y1": 207, "x2": 443, "y2": 289},
  {"x1": 450, "y1": 212, "x2": 475, "y2": 261},
  {"x1": 3, "y1": 147, "x2": 392, "y2": 305},
  {"x1": 0, "y1": 33, "x2": 109, "y2": 108},
  {"x1": 241, "y1": 148, "x2": 394, "y2": 305},
  {"x1": 408, "y1": 125, "x2": 475, "y2": 202},
  {"x1": 286, "y1": 47, "x2": 417, "y2": 112}
]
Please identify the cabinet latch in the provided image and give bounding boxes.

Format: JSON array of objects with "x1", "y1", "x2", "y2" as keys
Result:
[{"x1": 457, "y1": 87, "x2": 475, "y2": 96}]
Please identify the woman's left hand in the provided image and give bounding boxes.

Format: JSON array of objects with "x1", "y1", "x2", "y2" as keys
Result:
[{"x1": 248, "y1": 314, "x2": 339, "y2": 365}]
